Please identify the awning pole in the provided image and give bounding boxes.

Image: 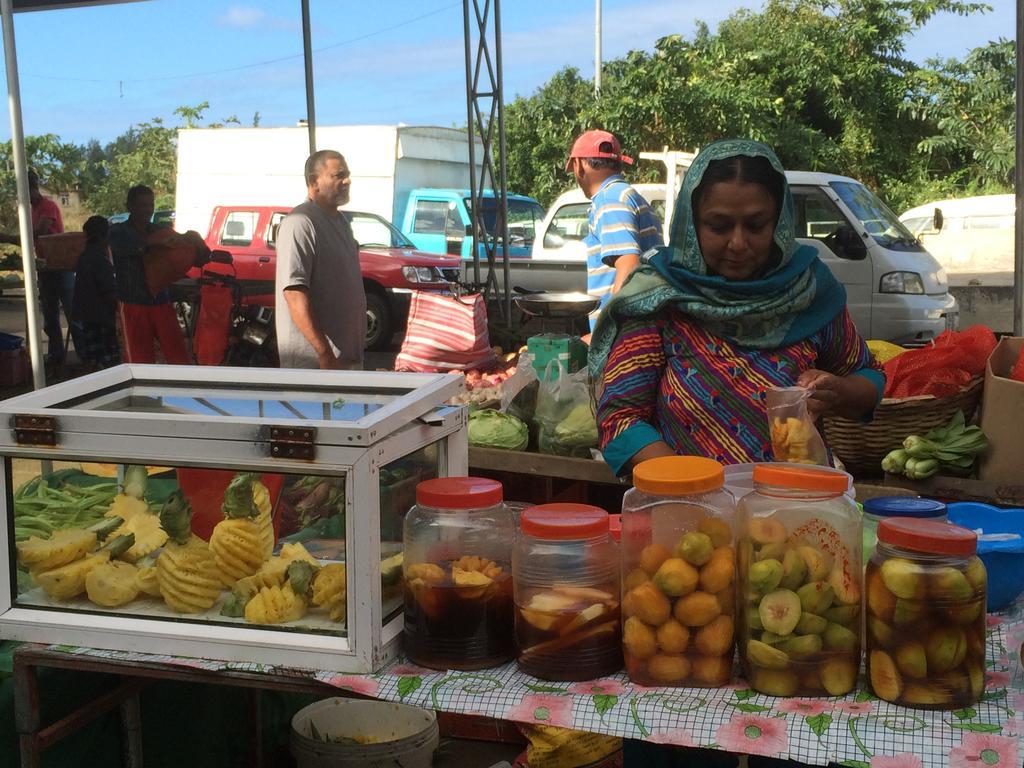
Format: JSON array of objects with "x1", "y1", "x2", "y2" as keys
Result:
[
  {"x1": 1, "y1": 0, "x2": 45, "y2": 389},
  {"x1": 301, "y1": 0, "x2": 316, "y2": 155},
  {"x1": 1014, "y1": 0, "x2": 1023, "y2": 336}
]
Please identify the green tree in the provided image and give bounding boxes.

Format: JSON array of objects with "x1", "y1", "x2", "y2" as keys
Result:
[
  {"x1": 0, "y1": 134, "x2": 88, "y2": 232},
  {"x1": 905, "y1": 39, "x2": 1016, "y2": 195},
  {"x1": 505, "y1": 0, "x2": 991, "y2": 212},
  {"x1": 87, "y1": 117, "x2": 177, "y2": 215}
]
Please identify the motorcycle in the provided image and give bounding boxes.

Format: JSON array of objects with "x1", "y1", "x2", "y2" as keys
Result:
[{"x1": 190, "y1": 250, "x2": 278, "y2": 368}]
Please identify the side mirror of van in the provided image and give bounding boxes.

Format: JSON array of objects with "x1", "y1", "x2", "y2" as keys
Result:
[
  {"x1": 932, "y1": 208, "x2": 944, "y2": 233},
  {"x1": 832, "y1": 226, "x2": 868, "y2": 260}
]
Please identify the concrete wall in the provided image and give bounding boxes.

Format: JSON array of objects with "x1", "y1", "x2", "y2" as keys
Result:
[{"x1": 949, "y1": 285, "x2": 1014, "y2": 334}]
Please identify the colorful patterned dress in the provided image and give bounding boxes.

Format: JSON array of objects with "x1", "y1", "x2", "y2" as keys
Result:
[{"x1": 596, "y1": 306, "x2": 884, "y2": 475}]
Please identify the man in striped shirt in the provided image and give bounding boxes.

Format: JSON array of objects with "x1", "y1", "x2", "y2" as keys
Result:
[{"x1": 566, "y1": 130, "x2": 663, "y2": 331}]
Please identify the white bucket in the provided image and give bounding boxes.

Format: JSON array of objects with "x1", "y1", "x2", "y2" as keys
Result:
[
  {"x1": 724, "y1": 462, "x2": 855, "y2": 500},
  {"x1": 290, "y1": 697, "x2": 439, "y2": 768}
]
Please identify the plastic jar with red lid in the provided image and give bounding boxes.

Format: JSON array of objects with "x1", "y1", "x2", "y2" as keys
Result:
[
  {"x1": 403, "y1": 477, "x2": 515, "y2": 670},
  {"x1": 737, "y1": 464, "x2": 862, "y2": 697},
  {"x1": 865, "y1": 517, "x2": 987, "y2": 709},
  {"x1": 620, "y1": 456, "x2": 737, "y2": 688},
  {"x1": 513, "y1": 503, "x2": 622, "y2": 680}
]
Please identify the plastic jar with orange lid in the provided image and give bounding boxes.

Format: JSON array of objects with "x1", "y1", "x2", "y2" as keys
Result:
[
  {"x1": 865, "y1": 517, "x2": 986, "y2": 709},
  {"x1": 619, "y1": 456, "x2": 736, "y2": 687},
  {"x1": 403, "y1": 477, "x2": 515, "y2": 670},
  {"x1": 737, "y1": 464, "x2": 862, "y2": 698},
  {"x1": 513, "y1": 504, "x2": 622, "y2": 680}
]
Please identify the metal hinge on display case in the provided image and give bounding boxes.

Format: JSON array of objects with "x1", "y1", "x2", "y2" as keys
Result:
[
  {"x1": 269, "y1": 425, "x2": 317, "y2": 460},
  {"x1": 13, "y1": 415, "x2": 57, "y2": 446}
]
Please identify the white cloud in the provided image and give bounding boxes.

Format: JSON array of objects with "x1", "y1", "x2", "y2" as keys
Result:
[{"x1": 220, "y1": 6, "x2": 268, "y2": 29}]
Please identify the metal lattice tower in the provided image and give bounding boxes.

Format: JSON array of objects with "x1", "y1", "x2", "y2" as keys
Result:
[{"x1": 463, "y1": 0, "x2": 511, "y2": 324}]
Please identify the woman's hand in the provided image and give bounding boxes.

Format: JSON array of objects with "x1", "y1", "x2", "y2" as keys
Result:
[{"x1": 797, "y1": 369, "x2": 877, "y2": 420}]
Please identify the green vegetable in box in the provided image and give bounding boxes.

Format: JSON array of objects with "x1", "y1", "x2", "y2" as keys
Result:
[{"x1": 467, "y1": 409, "x2": 528, "y2": 451}]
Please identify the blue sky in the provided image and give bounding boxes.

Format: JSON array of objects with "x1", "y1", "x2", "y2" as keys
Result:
[{"x1": 0, "y1": 0, "x2": 1017, "y2": 145}]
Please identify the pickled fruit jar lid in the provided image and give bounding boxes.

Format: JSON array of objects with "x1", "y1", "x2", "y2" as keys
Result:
[
  {"x1": 863, "y1": 497, "x2": 947, "y2": 518},
  {"x1": 520, "y1": 504, "x2": 609, "y2": 540},
  {"x1": 415, "y1": 476, "x2": 503, "y2": 509},
  {"x1": 878, "y1": 517, "x2": 977, "y2": 556},
  {"x1": 752, "y1": 464, "x2": 848, "y2": 493},
  {"x1": 633, "y1": 455, "x2": 725, "y2": 495}
]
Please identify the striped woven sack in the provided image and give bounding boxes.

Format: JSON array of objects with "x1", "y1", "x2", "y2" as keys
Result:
[{"x1": 394, "y1": 291, "x2": 498, "y2": 372}]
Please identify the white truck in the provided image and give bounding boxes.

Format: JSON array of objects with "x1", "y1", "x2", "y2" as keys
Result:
[{"x1": 174, "y1": 125, "x2": 482, "y2": 236}]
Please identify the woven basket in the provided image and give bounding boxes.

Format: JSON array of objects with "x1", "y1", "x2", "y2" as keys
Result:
[{"x1": 822, "y1": 377, "x2": 984, "y2": 477}]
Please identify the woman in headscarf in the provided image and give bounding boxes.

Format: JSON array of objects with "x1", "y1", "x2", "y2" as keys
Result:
[{"x1": 590, "y1": 139, "x2": 884, "y2": 475}]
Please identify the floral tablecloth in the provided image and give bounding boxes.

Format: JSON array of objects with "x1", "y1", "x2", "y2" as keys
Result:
[{"x1": 48, "y1": 602, "x2": 1023, "y2": 768}]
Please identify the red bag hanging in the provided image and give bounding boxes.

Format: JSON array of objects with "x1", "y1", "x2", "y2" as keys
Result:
[
  {"x1": 394, "y1": 291, "x2": 498, "y2": 373},
  {"x1": 193, "y1": 280, "x2": 234, "y2": 365}
]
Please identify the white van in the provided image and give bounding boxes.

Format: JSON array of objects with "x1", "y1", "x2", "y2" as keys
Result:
[
  {"x1": 899, "y1": 194, "x2": 1015, "y2": 282},
  {"x1": 529, "y1": 173, "x2": 958, "y2": 345}
]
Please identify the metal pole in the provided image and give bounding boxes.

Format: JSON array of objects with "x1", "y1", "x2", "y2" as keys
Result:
[
  {"x1": 594, "y1": 0, "x2": 602, "y2": 95},
  {"x1": 301, "y1": 0, "x2": 317, "y2": 155},
  {"x1": 462, "y1": 0, "x2": 481, "y2": 287},
  {"x1": 1014, "y1": 0, "x2": 1023, "y2": 336},
  {"x1": 494, "y1": 0, "x2": 511, "y2": 325},
  {"x1": 1, "y1": 0, "x2": 44, "y2": 390}
]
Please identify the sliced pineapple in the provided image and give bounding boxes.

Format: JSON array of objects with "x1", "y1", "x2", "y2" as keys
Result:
[
  {"x1": 105, "y1": 493, "x2": 148, "y2": 523},
  {"x1": 17, "y1": 528, "x2": 97, "y2": 572},
  {"x1": 86, "y1": 561, "x2": 141, "y2": 607},
  {"x1": 111, "y1": 512, "x2": 168, "y2": 563}
]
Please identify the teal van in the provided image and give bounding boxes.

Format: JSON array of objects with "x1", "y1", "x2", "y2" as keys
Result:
[{"x1": 398, "y1": 188, "x2": 545, "y2": 261}]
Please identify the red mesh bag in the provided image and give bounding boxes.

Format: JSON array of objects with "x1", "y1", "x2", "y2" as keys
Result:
[
  {"x1": 1011, "y1": 345, "x2": 1024, "y2": 383},
  {"x1": 883, "y1": 325, "x2": 996, "y2": 398}
]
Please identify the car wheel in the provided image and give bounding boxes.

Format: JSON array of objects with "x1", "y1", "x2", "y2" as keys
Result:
[{"x1": 364, "y1": 292, "x2": 392, "y2": 351}]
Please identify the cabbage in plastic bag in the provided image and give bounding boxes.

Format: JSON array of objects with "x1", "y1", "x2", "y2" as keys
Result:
[{"x1": 468, "y1": 409, "x2": 529, "y2": 451}]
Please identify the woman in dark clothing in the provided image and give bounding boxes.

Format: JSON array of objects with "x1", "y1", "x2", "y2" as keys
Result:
[{"x1": 72, "y1": 215, "x2": 121, "y2": 371}]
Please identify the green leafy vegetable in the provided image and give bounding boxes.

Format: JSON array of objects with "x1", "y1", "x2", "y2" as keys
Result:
[{"x1": 468, "y1": 409, "x2": 528, "y2": 451}]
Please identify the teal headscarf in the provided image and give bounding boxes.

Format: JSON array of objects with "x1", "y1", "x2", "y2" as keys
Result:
[{"x1": 588, "y1": 139, "x2": 845, "y2": 378}]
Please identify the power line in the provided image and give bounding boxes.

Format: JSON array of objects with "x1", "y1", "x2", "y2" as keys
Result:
[{"x1": 21, "y1": 2, "x2": 460, "y2": 85}]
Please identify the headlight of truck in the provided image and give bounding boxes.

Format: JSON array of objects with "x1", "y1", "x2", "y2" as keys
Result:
[
  {"x1": 879, "y1": 271, "x2": 925, "y2": 294},
  {"x1": 401, "y1": 266, "x2": 436, "y2": 283}
]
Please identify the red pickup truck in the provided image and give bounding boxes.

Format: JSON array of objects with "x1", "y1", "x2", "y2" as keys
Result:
[{"x1": 198, "y1": 205, "x2": 461, "y2": 349}]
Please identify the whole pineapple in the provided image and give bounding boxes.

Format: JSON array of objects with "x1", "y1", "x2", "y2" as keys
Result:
[
  {"x1": 209, "y1": 474, "x2": 267, "y2": 587},
  {"x1": 156, "y1": 491, "x2": 222, "y2": 613}
]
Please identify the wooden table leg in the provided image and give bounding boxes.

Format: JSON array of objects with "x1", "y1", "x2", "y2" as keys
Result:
[
  {"x1": 13, "y1": 649, "x2": 43, "y2": 768},
  {"x1": 247, "y1": 688, "x2": 263, "y2": 768},
  {"x1": 120, "y1": 689, "x2": 144, "y2": 768}
]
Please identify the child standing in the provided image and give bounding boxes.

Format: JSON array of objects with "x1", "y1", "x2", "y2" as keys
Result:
[{"x1": 72, "y1": 215, "x2": 120, "y2": 371}]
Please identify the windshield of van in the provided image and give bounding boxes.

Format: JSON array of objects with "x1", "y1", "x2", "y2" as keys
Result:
[
  {"x1": 464, "y1": 198, "x2": 546, "y2": 246},
  {"x1": 829, "y1": 181, "x2": 923, "y2": 251}
]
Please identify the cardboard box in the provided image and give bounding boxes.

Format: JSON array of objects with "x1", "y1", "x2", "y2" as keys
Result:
[
  {"x1": 35, "y1": 232, "x2": 85, "y2": 271},
  {"x1": 978, "y1": 336, "x2": 1024, "y2": 484}
]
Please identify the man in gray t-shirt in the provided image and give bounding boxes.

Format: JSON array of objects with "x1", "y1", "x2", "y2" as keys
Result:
[{"x1": 276, "y1": 150, "x2": 367, "y2": 369}]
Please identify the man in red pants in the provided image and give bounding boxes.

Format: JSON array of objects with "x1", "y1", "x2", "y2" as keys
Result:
[{"x1": 108, "y1": 185, "x2": 190, "y2": 364}]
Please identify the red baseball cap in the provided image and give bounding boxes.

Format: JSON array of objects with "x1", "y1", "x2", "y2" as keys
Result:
[{"x1": 565, "y1": 129, "x2": 634, "y2": 171}]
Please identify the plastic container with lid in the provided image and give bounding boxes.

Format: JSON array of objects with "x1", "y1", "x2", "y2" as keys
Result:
[
  {"x1": 619, "y1": 456, "x2": 736, "y2": 687},
  {"x1": 865, "y1": 517, "x2": 986, "y2": 710},
  {"x1": 862, "y1": 497, "x2": 947, "y2": 565},
  {"x1": 513, "y1": 504, "x2": 622, "y2": 681},
  {"x1": 737, "y1": 464, "x2": 862, "y2": 698},
  {"x1": 403, "y1": 477, "x2": 515, "y2": 670}
]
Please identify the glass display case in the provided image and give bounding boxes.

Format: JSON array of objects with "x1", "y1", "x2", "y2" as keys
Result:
[{"x1": 0, "y1": 365, "x2": 466, "y2": 672}]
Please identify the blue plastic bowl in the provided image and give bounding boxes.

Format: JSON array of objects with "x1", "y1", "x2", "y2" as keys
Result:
[{"x1": 947, "y1": 502, "x2": 1024, "y2": 612}]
